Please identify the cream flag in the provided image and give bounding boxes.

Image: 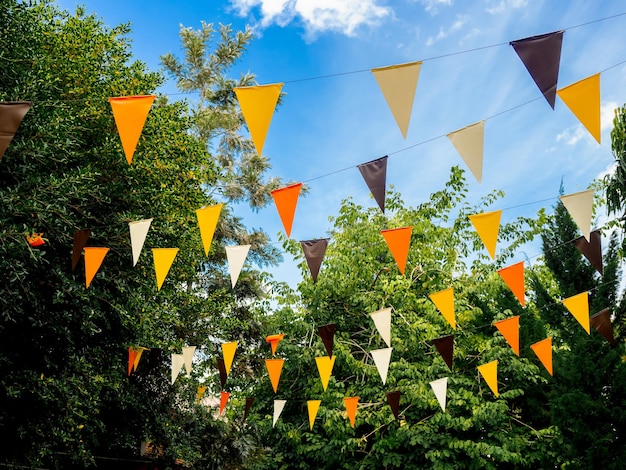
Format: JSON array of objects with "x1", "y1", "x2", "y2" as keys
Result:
[
  {"x1": 429, "y1": 377, "x2": 448, "y2": 412},
  {"x1": 171, "y1": 354, "x2": 185, "y2": 385},
  {"x1": 226, "y1": 245, "x2": 251, "y2": 288},
  {"x1": 371, "y1": 347, "x2": 393, "y2": 385},
  {"x1": 129, "y1": 218, "x2": 152, "y2": 266},
  {"x1": 447, "y1": 121, "x2": 485, "y2": 184},
  {"x1": 560, "y1": 190, "x2": 593, "y2": 242},
  {"x1": 273, "y1": 399, "x2": 287, "y2": 427},
  {"x1": 370, "y1": 307, "x2": 392, "y2": 347},
  {"x1": 182, "y1": 346, "x2": 196, "y2": 377}
]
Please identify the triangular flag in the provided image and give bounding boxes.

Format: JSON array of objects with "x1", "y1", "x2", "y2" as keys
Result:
[
  {"x1": 171, "y1": 354, "x2": 184, "y2": 385},
  {"x1": 590, "y1": 308, "x2": 616, "y2": 346},
  {"x1": 301, "y1": 239, "x2": 329, "y2": 283},
  {"x1": 0, "y1": 101, "x2": 31, "y2": 159},
  {"x1": 196, "y1": 204, "x2": 223, "y2": 257},
  {"x1": 477, "y1": 360, "x2": 499, "y2": 397},
  {"x1": 432, "y1": 334, "x2": 454, "y2": 371},
  {"x1": 133, "y1": 348, "x2": 146, "y2": 372},
  {"x1": 108, "y1": 95, "x2": 155, "y2": 164},
  {"x1": 72, "y1": 229, "x2": 91, "y2": 271},
  {"x1": 84, "y1": 247, "x2": 109, "y2": 288},
  {"x1": 273, "y1": 400, "x2": 286, "y2": 427},
  {"x1": 429, "y1": 288, "x2": 456, "y2": 330},
  {"x1": 266, "y1": 334, "x2": 285, "y2": 355},
  {"x1": 233, "y1": 83, "x2": 282, "y2": 156},
  {"x1": 371, "y1": 61, "x2": 422, "y2": 138},
  {"x1": 222, "y1": 341, "x2": 238, "y2": 376},
  {"x1": 469, "y1": 210, "x2": 502, "y2": 259},
  {"x1": 129, "y1": 219, "x2": 152, "y2": 266},
  {"x1": 497, "y1": 261, "x2": 526, "y2": 306},
  {"x1": 381, "y1": 226, "x2": 412, "y2": 275},
  {"x1": 557, "y1": 73, "x2": 601, "y2": 144},
  {"x1": 573, "y1": 230, "x2": 603, "y2": 275},
  {"x1": 226, "y1": 244, "x2": 251, "y2": 288},
  {"x1": 560, "y1": 190, "x2": 594, "y2": 242},
  {"x1": 344, "y1": 396, "x2": 359, "y2": 428},
  {"x1": 217, "y1": 358, "x2": 227, "y2": 389},
  {"x1": 315, "y1": 356, "x2": 336, "y2": 391},
  {"x1": 270, "y1": 183, "x2": 302, "y2": 238},
  {"x1": 243, "y1": 397, "x2": 255, "y2": 421},
  {"x1": 530, "y1": 337, "x2": 553, "y2": 375},
  {"x1": 493, "y1": 316, "x2": 520, "y2": 355},
  {"x1": 152, "y1": 248, "x2": 178, "y2": 290},
  {"x1": 182, "y1": 346, "x2": 196, "y2": 377},
  {"x1": 386, "y1": 391, "x2": 401, "y2": 420},
  {"x1": 219, "y1": 390, "x2": 230, "y2": 416},
  {"x1": 307, "y1": 400, "x2": 321, "y2": 430},
  {"x1": 510, "y1": 31, "x2": 564, "y2": 109},
  {"x1": 196, "y1": 385, "x2": 207, "y2": 403},
  {"x1": 318, "y1": 324, "x2": 335, "y2": 357},
  {"x1": 429, "y1": 377, "x2": 448, "y2": 412},
  {"x1": 447, "y1": 121, "x2": 485, "y2": 184},
  {"x1": 128, "y1": 348, "x2": 137, "y2": 376},
  {"x1": 562, "y1": 291, "x2": 590, "y2": 333},
  {"x1": 370, "y1": 347, "x2": 393, "y2": 384},
  {"x1": 265, "y1": 358, "x2": 285, "y2": 393},
  {"x1": 370, "y1": 307, "x2": 392, "y2": 348},
  {"x1": 357, "y1": 156, "x2": 388, "y2": 213}
]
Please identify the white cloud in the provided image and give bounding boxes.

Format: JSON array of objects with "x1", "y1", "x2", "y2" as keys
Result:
[
  {"x1": 557, "y1": 101, "x2": 619, "y2": 146},
  {"x1": 229, "y1": 0, "x2": 392, "y2": 37},
  {"x1": 426, "y1": 14, "x2": 468, "y2": 46},
  {"x1": 418, "y1": 0, "x2": 453, "y2": 14},
  {"x1": 485, "y1": 0, "x2": 528, "y2": 15}
]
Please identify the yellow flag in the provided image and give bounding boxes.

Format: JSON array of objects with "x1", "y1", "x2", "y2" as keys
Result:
[
  {"x1": 469, "y1": 210, "x2": 502, "y2": 259},
  {"x1": 196, "y1": 204, "x2": 223, "y2": 256},
  {"x1": 222, "y1": 341, "x2": 238, "y2": 376},
  {"x1": 447, "y1": 121, "x2": 485, "y2": 184},
  {"x1": 562, "y1": 291, "x2": 590, "y2": 333},
  {"x1": 84, "y1": 247, "x2": 109, "y2": 288},
  {"x1": 557, "y1": 73, "x2": 601, "y2": 144},
  {"x1": 234, "y1": 83, "x2": 282, "y2": 156},
  {"x1": 477, "y1": 360, "x2": 499, "y2": 397},
  {"x1": 307, "y1": 400, "x2": 321, "y2": 430},
  {"x1": 152, "y1": 248, "x2": 179, "y2": 291},
  {"x1": 315, "y1": 356, "x2": 336, "y2": 391},
  {"x1": 429, "y1": 288, "x2": 455, "y2": 330}
]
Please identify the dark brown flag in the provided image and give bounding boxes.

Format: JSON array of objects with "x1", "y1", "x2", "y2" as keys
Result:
[
  {"x1": 72, "y1": 229, "x2": 91, "y2": 271},
  {"x1": 243, "y1": 397, "x2": 255, "y2": 421},
  {"x1": 590, "y1": 308, "x2": 616, "y2": 346},
  {"x1": 357, "y1": 156, "x2": 388, "y2": 213},
  {"x1": 217, "y1": 358, "x2": 227, "y2": 390},
  {"x1": 573, "y1": 229, "x2": 603, "y2": 275},
  {"x1": 0, "y1": 102, "x2": 31, "y2": 159},
  {"x1": 318, "y1": 323, "x2": 336, "y2": 357},
  {"x1": 301, "y1": 239, "x2": 329, "y2": 283},
  {"x1": 432, "y1": 334, "x2": 454, "y2": 371},
  {"x1": 386, "y1": 390, "x2": 401, "y2": 420}
]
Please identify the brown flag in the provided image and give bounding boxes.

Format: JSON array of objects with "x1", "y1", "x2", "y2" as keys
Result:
[
  {"x1": 386, "y1": 390, "x2": 401, "y2": 420},
  {"x1": 0, "y1": 102, "x2": 31, "y2": 159},
  {"x1": 573, "y1": 230, "x2": 603, "y2": 275},
  {"x1": 357, "y1": 156, "x2": 388, "y2": 213},
  {"x1": 432, "y1": 334, "x2": 454, "y2": 371},
  {"x1": 301, "y1": 239, "x2": 329, "y2": 283},
  {"x1": 590, "y1": 308, "x2": 616, "y2": 346},
  {"x1": 243, "y1": 397, "x2": 255, "y2": 421},
  {"x1": 72, "y1": 229, "x2": 91, "y2": 271},
  {"x1": 318, "y1": 323, "x2": 335, "y2": 357},
  {"x1": 217, "y1": 358, "x2": 227, "y2": 390}
]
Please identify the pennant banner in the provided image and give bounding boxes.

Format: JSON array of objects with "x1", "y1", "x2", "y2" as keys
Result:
[
  {"x1": 560, "y1": 190, "x2": 593, "y2": 242},
  {"x1": 557, "y1": 73, "x2": 601, "y2": 144},
  {"x1": 196, "y1": 385, "x2": 207, "y2": 403},
  {"x1": 494, "y1": 316, "x2": 520, "y2": 355},
  {"x1": 244, "y1": 397, "x2": 255, "y2": 421},
  {"x1": 318, "y1": 323, "x2": 335, "y2": 357},
  {"x1": 196, "y1": 204, "x2": 223, "y2": 257},
  {"x1": 222, "y1": 341, "x2": 238, "y2": 376},
  {"x1": 129, "y1": 219, "x2": 152, "y2": 266},
  {"x1": 84, "y1": 247, "x2": 109, "y2": 288},
  {"x1": 182, "y1": 346, "x2": 196, "y2": 377},
  {"x1": 266, "y1": 333, "x2": 285, "y2": 355},
  {"x1": 477, "y1": 360, "x2": 499, "y2": 397},
  {"x1": 226, "y1": 244, "x2": 251, "y2": 288},
  {"x1": 108, "y1": 95, "x2": 155, "y2": 164},
  {"x1": 497, "y1": 261, "x2": 526, "y2": 306},
  {"x1": 152, "y1": 248, "x2": 179, "y2": 291},
  {"x1": 171, "y1": 353, "x2": 184, "y2": 385},
  {"x1": 217, "y1": 358, "x2": 227, "y2": 390},
  {"x1": 432, "y1": 334, "x2": 454, "y2": 371},
  {"x1": 357, "y1": 156, "x2": 388, "y2": 213},
  {"x1": 307, "y1": 400, "x2": 321, "y2": 431},
  {"x1": 573, "y1": 230, "x2": 603, "y2": 275},
  {"x1": 127, "y1": 347, "x2": 146, "y2": 376},
  {"x1": 562, "y1": 291, "x2": 590, "y2": 333},
  {"x1": 371, "y1": 61, "x2": 422, "y2": 138},
  {"x1": 344, "y1": 396, "x2": 359, "y2": 428},
  {"x1": 0, "y1": 101, "x2": 31, "y2": 159},
  {"x1": 429, "y1": 288, "x2": 456, "y2": 330},
  {"x1": 72, "y1": 229, "x2": 91, "y2": 271},
  {"x1": 271, "y1": 183, "x2": 302, "y2": 238},
  {"x1": 265, "y1": 358, "x2": 285, "y2": 393},
  {"x1": 530, "y1": 337, "x2": 553, "y2": 375},
  {"x1": 370, "y1": 347, "x2": 393, "y2": 385},
  {"x1": 315, "y1": 356, "x2": 336, "y2": 391},
  {"x1": 301, "y1": 239, "x2": 329, "y2": 283},
  {"x1": 510, "y1": 31, "x2": 564, "y2": 109},
  {"x1": 273, "y1": 400, "x2": 286, "y2": 427},
  {"x1": 381, "y1": 226, "x2": 412, "y2": 275},
  {"x1": 469, "y1": 210, "x2": 502, "y2": 259},
  {"x1": 429, "y1": 377, "x2": 448, "y2": 412},
  {"x1": 386, "y1": 390, "x2": 401, "y2": 420},
  {"x1": 447, "y1": 121, "x2": 485, "y2": 184},
  {"x1": 590, "y1": 308, "x2": 616, "y2": 345},
  {"x1": 234, "y1": 83, "x2": 283, "y2": 156},
  {"x1": 370, "y1": 307, "x2": 392, "y2": 348},
  {"x1": 219, "y1": 391, "x2": 230, "y2": 416}
]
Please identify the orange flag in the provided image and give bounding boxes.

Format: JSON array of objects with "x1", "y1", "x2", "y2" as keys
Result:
[
  {"x1": 84, "y1": 247, "x2": 109, "y2": 288},
  {"x1": 493, "y1": 316, "x2": 520, "y2": 355},
  {"x1": 477, "y1": 360, "x2": 499, "y2": 397},
  {"x1": 557, "y1": 73, "x2": 601, "y2": 144},
  {"x1": 562, "y1": 291, "x2": 590, "y2": 333},
  {"x1": 381, "y1": 226, "x2": 412, "y2": 275},
  {"x1": 265, "y1": 358, "x2": 285, "y2": 393},
  {"x1": 196, "y1": 204, "x2": 223, "y2": 256},
  {"x1": 530, "y1": 337, "x2": 553, "y2": 375},
  {"x1": 429, "y1": 288, "x2": 455, "y2": 330},
  {"x1": 234, "y1": 83, "x2": 282, "y2": 156},
  {"x1": 315, "y1": 356, "x2": 336, "y2": 391},
  {"x1": 108, "y1": 95, "x2": 155, "y2": 164},
  {"x1": 127, "y1": 347, "x2": 146, "y2": 375},
  {"x1": 469, "y1": 210, "x2": 501, "y2": 259},
  {"x1": 271, "y1": 183, "x2": 302, "y2": 238},
  {"x1": 152, "y1": 248, "x2": 179, "y2": 291},
  {"x1": 222, "y1": 341, "x2": 238, "y2": 376},
  {"x1": 344, "y1": 396, "x2": 359, "y2": 427},
  {"x1": 219, "y1": 390, "x2": 230, "y2": 415},
  {"x1": 497, "y1": 261, "x2": 525, "y2": 306},
  {"x1": 266, "y1": 334, "x2": 285, "y2": 355}
]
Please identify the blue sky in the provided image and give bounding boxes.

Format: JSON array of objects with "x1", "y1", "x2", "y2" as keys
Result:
[{"x1": 57, "y1": 0, "x2": 626, "y2": 285}]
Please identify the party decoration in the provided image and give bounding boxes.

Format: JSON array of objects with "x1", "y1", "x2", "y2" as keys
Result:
[
  {"x1": 244, "y1": 397, "x2": 255, "y2": 421},
  {"x1": 307, "y1": 400, "x2": 321, "y2": 430},
  {"x1": 219, "y1": 391, "x2": 230, "y2": 416},
  {"x1": 370, "y1": 347, "x2": 393, "y2": 385},
  {"x1": 273, "y1": 400, "x2": 286, "y2": 427},
  {"x1": 26, "y1": 233, "x2": 45, "y2": 247},
  {"x1": 222, "y1": 341, "x2": 238, "y2": 376},
  {"x1": 182, "y1": 346, "x2": 196, "y2": 377},
  {"x1": 315, "y1": 356, "x2": 336, "y2": 391},
  {"x1": 497, "y1": 261, "x2": 526, "y2": 306},
  {"x1": 560, "y1": 189, "x2": 593, "y2": 242},
  {"x1": 429, "y1": 288, "x2": 456, "y2": 330},
  {"x1": 265, "y1": 358, "x2": 285, "y2": 393},
  {"x1": 510, "y1": 31, "x2": 564, "y2": 109},
  {"x1": 370, "y1": 307, "x2": 392, "y2": 348},
  {"x1": 381, "y1": 226, "x2": 412, "y2": 275},
  {"x1": 266, "y1": 333, "x2": 285, "y2": 355},
  {"x1": 233, "y1": 83, "x2": 282, "y2": 156},
  {"x1": 0, "y1": 101, "x2": 31, "y2": 159},
  {"x1": 469, "y1": 210, "x2": 502, "y2": 259},
  {"x1": 432, "y1": 334, "x2": 454, "y2": 371},
  {"x1": 128, "y1": 347, "x2": 146, "y2": 376},
  {"x1": 530, "y1": 337, "x2": 553, "y2": 375},
  {"x1": 494, "y1": 316, "x2": 520, "y2": 355},
  {"x1": 447, "y1": 121, "x2": 485, "y2": 184},
  {"x1": 301, "y1": 239, "x2": 329, "y2": 283},
  {"x1": 226, "y1": 244, "x2": 251, "y2": 287},
  {"x1": 152, "y1": 248, "x2": 179, "y2": 290},
  {"x1": 196, "y1": 204, "x2": 223, "y2": 256},
  {"x1": 171, "y1": 354, "x2": 184, "y2": 385},
  {"x1": 477, "y1": 360, "x2": 499, "y2": 397},
  {"x1": 318, "y1": 323, "x2": 335, "y2": 357},
  {"x1": 72, "y1": 229, "x2": 91, "y2": 271},
  {"x1": 270, "y1": 183, "x2": 302, "y2": 238},
  {"x1": 344, "y1": 397, "x2": 359, "y2": 427},
  {"x1": 562, "y1": 291, "x2": 590, "y2": 333},
  {"x1": 371, "y1": 61, "x2": 422, "y2": 138},
  {"x1": 196, "y1": 385, "x2": 207, "y2": 403},
  {"x1": 129, "y1": 219, "x2": 152, "y2": 266},
  {"x1": 108, "y1": 95, "x2": 155, "y2": 164},
  {"x1": 590, "y1": 308, "x2": 616, "y2": 345},
  {"x1": 429, "y1": 377, "x2": 448, "y2": 412},
  {"x1": 217, "y1": 358, "x2": 227, "y2": 389},
  {"x1": 357, "y1": 156, "x2": 388, "y2": 213},
  {"x1": 573, "y1": 229, "x2": 603, "y2": 275},
  {"x1": 84, "y1": 247, "x2": 109, "y2": 288},
  {"x1": 386, "y1": 390, "x2": 401, "y2": 420},
  {"x1": 557, "y1": 73, "x2": 601, "y2": 144}
]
